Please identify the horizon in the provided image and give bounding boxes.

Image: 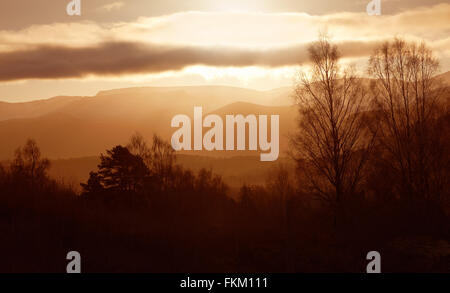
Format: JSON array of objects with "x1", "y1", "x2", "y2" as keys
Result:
[
  {"x1": 2, "y1": 71, "x2": 449, "y2": 103},
  {"x1": 0, "y1": 84, "x2": 294, "y2": 103}
]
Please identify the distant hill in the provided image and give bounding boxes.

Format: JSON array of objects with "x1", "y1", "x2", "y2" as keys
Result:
[
  {"x1": 0, "y1": 85, "x2": 293, "y2": 122},
  {"x1": 0, "y1": 86, "x2": 296, "y2": 159},
  {"x1": 437, "y1": 71, "x2": 450, "y2": 85},
  {"x1": 1, "y1": 74, "x2": 446, "y2": 160},
  {"x1": 0, "y1": 102, "x2": 298, "y2": 160},
  {"x1": 0, "y1": 112, "x2": 138, "y2": 159},
  {"x1": 0, "y1": 96, "x2": 85, "y2": 121}
]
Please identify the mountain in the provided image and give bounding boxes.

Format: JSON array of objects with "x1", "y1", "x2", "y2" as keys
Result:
[
  {"x1": 0, "y1": 86, "x2": 296, "y2": 159},
  {"x1": 2, "y1": 71, "x2": 448, "y2": 160},
  {"x1": 0, "y1": 96, "x2": 85, "y2": 121},
  {"x1": 0, "y1": 102, "x2": 298, "y2": 160},
  {"x1": 0, "y1": 86, "x2": 293, "y2": 122},
  {"x1": 0, "y1": 112, "x2": 146, "y2": 159},
  {"x1": 437, "y1": 71, "x2": 450, "y2": 85}
]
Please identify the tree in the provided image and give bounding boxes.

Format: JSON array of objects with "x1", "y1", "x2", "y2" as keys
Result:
[
  {"x1": 127, "y1": 132, "x2": 152, "y2": 167},
  {"x1": 195, "y1": 168, "x2": 228, "y2": 197},
  {"x1": 150, "y1": 134, "x2": 176, "y2": 191},
  {"x1": 368, "y1": 38, "x2": 447, "y2": 201},
  {"x1": 266, "y1": 164, "x2": 296, "y2": 271},
  {"x1": 10, "y1": 139, "x2": 50, "y2": 188},
  {"x1": 80, "y1": 171, "x2": 103, "y2": 194},
  {"x1": 127, "y1": 133, "x2": 176, "y2": 191},
  {"x1": 81, "y1": 145, "x2": 149, "y2": 194},
  {"x1": 291, "y1": 35, "x2": 374, "y2": 225}
]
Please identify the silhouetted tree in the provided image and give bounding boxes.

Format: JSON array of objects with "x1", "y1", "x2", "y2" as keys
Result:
[
  {"x1": 151, "y1": 134, "x2": 176, "y2": 190},
  {"x1": 291, "y1": 35, "x2": 375, "y2": 226},
  {"x1": 266, "y1": 164, "x2": 296, "y2": 271},
  {"x1": 195, "y1": 168, "x2": 228, "y2": 196},
  {"x1": 80, "y1": 171, "x2": 104, "y2": 194},
  {"x1": 368, "y1": 38, "x2": 448, "y2": 202},
  {"x1": 0, "y1": 163, "x2": 5, "y2": 188},
  {"x1": 10, "y1": 139, "x2": 50, "y2": 189},
  {"x1": 127, "y1": 133, "x2": 176, "y2": 191},
  {"x1": 127, "y1": 132, "x2": 152, "y2": 167},
  {"x1": 81, "y1": 145, "x2": 149, "y2": 194}
]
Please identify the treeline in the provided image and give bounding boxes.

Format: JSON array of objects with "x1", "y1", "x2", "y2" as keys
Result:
[
  {"x1": 0, "y1": 36, "x2": 449, "y2": 272},
  {"x1": 290, "y1": 36, "x2": 450, "y2": 230},
  {"x1": 0, "y1": 135, "x2": 236, "y2": 272}
]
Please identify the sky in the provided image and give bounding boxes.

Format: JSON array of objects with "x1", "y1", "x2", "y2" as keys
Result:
[{"x1": 0, "y1": 0, "x2": 449, "y2": 102}]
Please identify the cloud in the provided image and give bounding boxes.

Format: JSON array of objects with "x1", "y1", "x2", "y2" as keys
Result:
[
  {"x1": 0, "y1": 40, "x2": 386, "y2": 81},
  {"x1": 0, "y1": 4, "x2": 448, "y2": 82},
  {"x1": 1, "y1": 4, "x2": 449, "y2": 49},
  {"x1": 99, "y1": 1, "x2": 125, "y2": 12}
]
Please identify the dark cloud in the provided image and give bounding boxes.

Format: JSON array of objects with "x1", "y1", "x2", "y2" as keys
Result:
[{"x1": 0, "y1": 40, "x2": 381, "y2": 81}]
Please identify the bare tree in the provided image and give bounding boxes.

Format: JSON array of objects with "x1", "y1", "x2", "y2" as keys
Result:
[
  {"x1": 291, "y1": 35, "x2": 375, "y2": 225},
  {"x1": 368, "y1": 38, "x2": 447, "y2": 201},
  {"x1": 127, "y1": 132, "x2": 152, "y2": 167},
  {"x1": 127, "y1": 133, "x2": 176, "y2": 191},
  {"x1": 266, "y1": 164, "x2": 295, "y2": 271},
  {"x1": 151, "y1": 134, "x2": 176, "y2": 190},
  {"x1": 11, "y1": 139, "x2": 50, "y2": 188}
]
